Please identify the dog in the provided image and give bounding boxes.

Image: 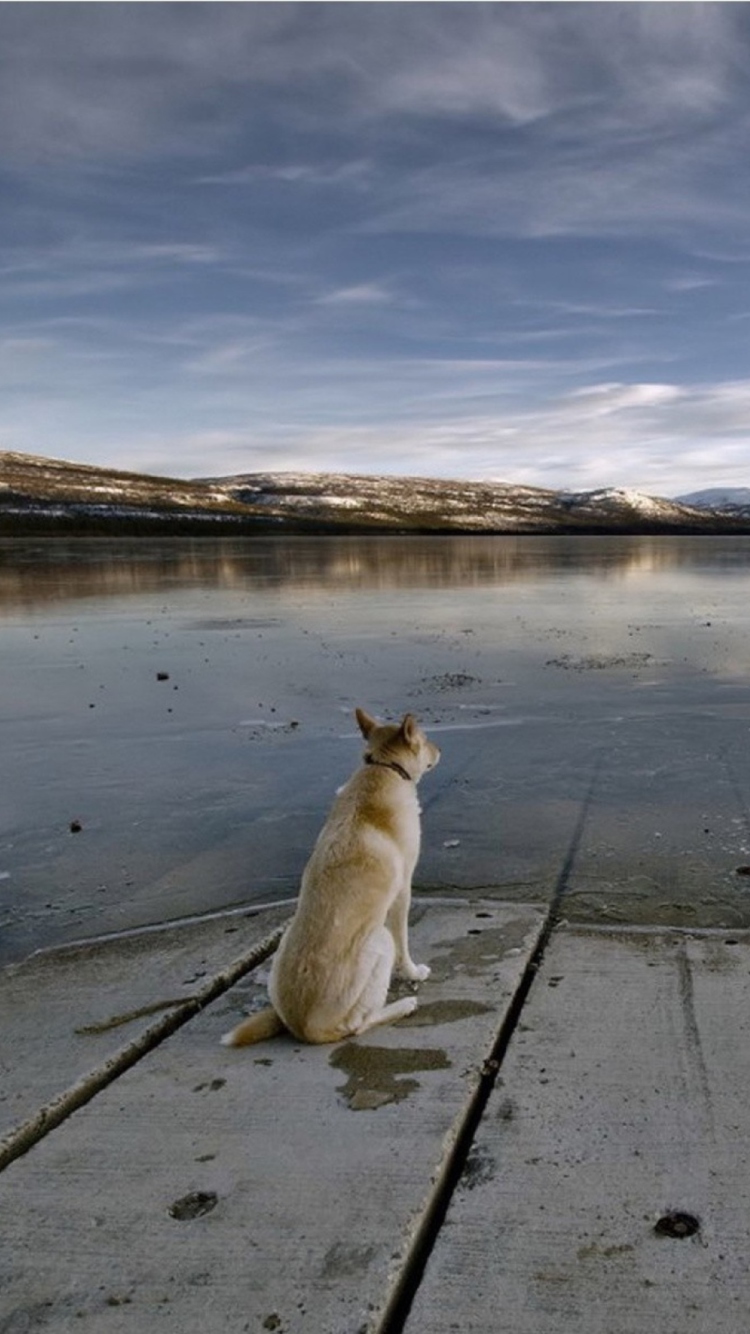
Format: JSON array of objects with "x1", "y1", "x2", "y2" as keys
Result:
[{"x1": 221, "y1": 708, "x2": 440, "y2": 1047}]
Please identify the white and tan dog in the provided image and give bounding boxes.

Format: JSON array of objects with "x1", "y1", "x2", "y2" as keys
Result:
[{"x1": 221, "y1": 708, "x2": 440, "y2": 1047}]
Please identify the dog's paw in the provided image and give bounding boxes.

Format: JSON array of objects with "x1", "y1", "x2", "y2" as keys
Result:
[{"x1": 403, "y1": 962, "x2": 431, "y2": 983}]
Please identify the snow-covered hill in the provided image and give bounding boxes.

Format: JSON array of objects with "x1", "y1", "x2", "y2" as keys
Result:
[
  {"x1": 2, "y1": 450, "x2": 749, "y2": 534},
  {"x1": 0, "y1": 451, "x2": 246, "y2": 530},
  {"x1": 204, "y1": 471, "x2": 741, "y2": 533}
]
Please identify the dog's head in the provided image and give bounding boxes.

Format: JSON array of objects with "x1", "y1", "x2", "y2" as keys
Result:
[{"x1": 355, "y1": 708, "x2": 440, "y2": 782}]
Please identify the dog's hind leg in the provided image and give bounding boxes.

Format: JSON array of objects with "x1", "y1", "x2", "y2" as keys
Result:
[
  {"x1": 344, "y1": 925, "x2": 419, "y2": 1036},
  {"x1": 351, "y1": 993, "x2": 418, "y2": 1035}
]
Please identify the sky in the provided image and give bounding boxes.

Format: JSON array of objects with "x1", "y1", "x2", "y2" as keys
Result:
[{"x1": 2, "y1": 2, "x2": 750, "y2": 495}]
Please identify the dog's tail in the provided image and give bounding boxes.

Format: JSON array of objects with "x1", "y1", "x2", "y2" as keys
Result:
[{"x1": 220, "y1": 1006, "x2": 285, "y2": 1048}]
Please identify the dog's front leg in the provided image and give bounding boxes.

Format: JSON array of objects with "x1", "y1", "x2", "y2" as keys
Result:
[{"x1": 387, "y1": 882, "x2": 431, "y2": 982}]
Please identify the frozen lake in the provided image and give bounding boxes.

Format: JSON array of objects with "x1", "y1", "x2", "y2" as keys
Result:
[{"x1": 2, "y1": 534, "x2": 750, "y2": 963}]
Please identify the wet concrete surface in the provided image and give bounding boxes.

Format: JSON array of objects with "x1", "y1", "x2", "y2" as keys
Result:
[{"x1": 2, "y1": 534, "x2": 750, "y2": 963}]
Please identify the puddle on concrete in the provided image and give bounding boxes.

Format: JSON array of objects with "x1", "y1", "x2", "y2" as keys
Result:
[
  {"x1": 399, "y1": 998, "x2": 494, "y2": 1027},
  {"x1": 330, "y1": 1042, "x2": 451, "y2": 1111},
  {"x1": 319, "y1": 1241, "x2": 378, "y2": 1281},
  {"x1": 563, "y1": 885, "x2": 750, "y2": 931},
  {"x1": 572, "y1": 925, "x2": 750, "y2": 976},
  {"x1": 430, "y1": 920, "x2": 534, "y2": 979}
]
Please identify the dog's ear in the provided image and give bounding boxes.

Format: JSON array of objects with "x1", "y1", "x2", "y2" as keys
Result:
[
  {"x1": 400, "y1": 713, "x2": 418, "y2": 746},
  {"x1": 355, "y1": 707, "x2": 377, "y2": 738}
]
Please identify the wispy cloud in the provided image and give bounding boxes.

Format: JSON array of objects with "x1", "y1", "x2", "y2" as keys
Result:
[
  {"x1": 114, "y1": 373, "x2": 746, "y2": 496},
  {"x1": 197, "y1": 159, "x2": 374, "y2": 189},
  {"x1": 216, "y1": 377, "x2": 750, "y2": 494},
  {"x1": 316, "y1": 282, "x2": 395, "y2": 307}
]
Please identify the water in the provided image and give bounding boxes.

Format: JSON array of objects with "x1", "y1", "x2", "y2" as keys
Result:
[{"x1": 2, "y1": 534, "x2": 750, "y2": 963}]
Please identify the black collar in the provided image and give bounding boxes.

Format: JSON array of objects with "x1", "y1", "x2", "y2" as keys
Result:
[{"x1": 364, "y1": 755, "x2": 412, "y2": 782}]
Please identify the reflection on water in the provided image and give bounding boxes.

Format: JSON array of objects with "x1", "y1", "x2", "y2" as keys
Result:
[{"x1": 2, "y1": 534, "x2": 750, "y2": 612}]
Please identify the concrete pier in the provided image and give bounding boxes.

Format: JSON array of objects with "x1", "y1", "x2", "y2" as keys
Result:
[{"x1": 3, "y1": 899, "x2": 749, "y2": 1332}]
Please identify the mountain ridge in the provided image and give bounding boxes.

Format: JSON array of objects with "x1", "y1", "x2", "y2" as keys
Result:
[{"x1": 2, "y1": 449, "x2": 749, "y2": 535}]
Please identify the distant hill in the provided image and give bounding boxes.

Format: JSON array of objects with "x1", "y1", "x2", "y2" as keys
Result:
[
  {"x1": 675, "y1": 487, "x2": 750, "y2": 515},
  {"x1": 0, "y1": 451, "x2": 254, "y2": 534},
  {"x1": 209, "y1": 470, "x2": 731, "y2": 533},
  {"x1": 2, "y1": 449, "x2": 750, "y2": 535}
]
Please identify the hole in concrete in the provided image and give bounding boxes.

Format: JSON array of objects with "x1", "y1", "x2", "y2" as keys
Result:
[
  {"x1": 168, "y1": 1191, "x2": 218, "y2": 1221},
  {"x1": 192, "y1": 1078, "x2": 226, "y2": 1093},
  {"x1": 653, "y1": 1211, "x2": 700, "y2": 1239},
  {"x1": 735, "y1": 865, "x2": 750, "y2": 877}
]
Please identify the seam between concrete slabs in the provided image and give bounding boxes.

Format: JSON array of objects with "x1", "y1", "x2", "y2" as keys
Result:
[{"x1": 373, "y1": 754, "x2": 603, "y2": 1333}]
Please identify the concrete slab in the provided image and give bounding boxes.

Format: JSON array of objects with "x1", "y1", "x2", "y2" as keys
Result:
[
  {"x1": 0, "y1": 907, "x2": 289, "y2": 1166},
  {"x1": 406, "y1": 924, "x2": 750, "y2": 1333},
  {"x1": 0, "y1": 901, "x2": 542, "y2": 1334}
]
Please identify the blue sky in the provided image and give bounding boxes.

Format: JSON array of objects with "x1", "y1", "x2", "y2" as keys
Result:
[{"x1": 2, "y1": 2, "x2": 750, "y2": 494}]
